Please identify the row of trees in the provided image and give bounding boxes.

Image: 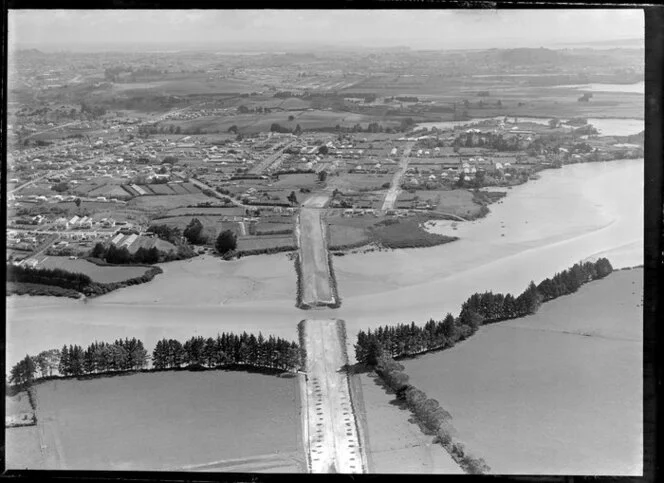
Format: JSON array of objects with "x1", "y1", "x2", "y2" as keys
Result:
[
  {"x1": 459, "y1": 258, "x2": 614, "y2": 323},
  {"x1": 91, "y1": 242, "x2": 161, "y2": 265},
  {"x1": 356, "y1": 258, "x2": 613, "y2": 363},
  {"x1": 8, "y1": 332, "x2": 301, "y2": 388},
  {"x1": 59, "y1": 338, "x2": 149, "y2": 376},
  {"x1": 152, "y1": 333, "x2": 300, "y2": 371},
  {"x1": 7, "y1": 264, "x2": 92, "y2": 292},
  {"x1": 370, "y1": 353, "x2": 490, "y2": 474}
]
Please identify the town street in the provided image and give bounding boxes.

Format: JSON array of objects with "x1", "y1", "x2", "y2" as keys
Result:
[{"x1": 381, "y1": 142, "x2": 414, "y2": 212}]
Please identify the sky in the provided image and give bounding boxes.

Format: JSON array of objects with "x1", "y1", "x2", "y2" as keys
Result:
[{"x1": 8, "y1": 9, "x2": 645, "y2": 51}]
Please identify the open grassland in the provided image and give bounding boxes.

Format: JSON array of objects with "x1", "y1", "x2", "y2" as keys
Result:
[
  {"x1": 37, "y1": 256, "x2": 150, "y2": 284},
  {"x1": 128, "y1": 193, "x2": 214, "y2": 211},
  {"x1": 125, "y1": 236, "x2": 176, "y2": 254},
  {"x1": 5, "y1": 426, "x2": 44, "y2": 470},
  {"x1": 329, "y1": 173, "x2": 393, "y2": 191},
  {"x1": 397, "y1": 189, "x2": 484, "y2": 218},
  {"x1": 370, "y1": 218, "x2": 457, "y2": 249},
  {"x1": 9, "y1": 371, "x2": 305, "y2": 471},
  {"x1": 350, "y1": 371, "x2": 463, "y2": 474},
  {"x1": 6, "y1": 391, "x2": 35, "y2": 424},
  {"x1": 110, "y1": 76, "x2": 261, "y2": 96},
  {"x1": 165, "y1": 206, "x2": 245, "y2": 217},
  {"x1": 236, "y1": 235, "x2": 296, "y2": 253},
  {"x1": 328, "y1": 224, "x2": 372, "y2": 250},
  {"x1": 272, "y1": 173, "x2": 319, "y2": 190},
  {"x1": 402, "y1": 268, "x2": 643, "y2": 475},
  {"x1": 346, "y1": 77, "x2": 642, "y2": 118},
  {"x1": 171, "y1": 109, "x2": 389, "y2": 134}
]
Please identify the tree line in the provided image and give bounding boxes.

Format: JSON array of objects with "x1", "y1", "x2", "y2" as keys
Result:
[
  {"x1": 8, "y1": 332, "x2": 300, "y2": 388},
  {"x1": 369, "y1": 354, "x2": 490, "y2": 474},
  {"x1": 7, "y1": 264, "x2": 92, "y2": 292},
  {"x1": 59, "y1": 338, "x2": 149, "y2": 376},
  {"x1": 152, "y1": 333, "x2": 300, "y2": 372},
  {"x1": 355, "y1": 258, "x2": 613, "y2": 363},
  {"x1": 91, "y1": 242, "x2": 161, "y2": 264}
]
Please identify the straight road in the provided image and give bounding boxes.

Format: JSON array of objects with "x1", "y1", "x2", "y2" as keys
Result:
[
  {"x1": 301, "y1": 319, "x2": 366, "y2": 473},
  {"x1": 381, "y1": 142, "x2": 414, "y2": 212},
  {"x1": 250, "y1": 141, "x2": 294, "y2": 174},
  {"x1": 189, "y1": 178, "x2": 246, "y2": 208},
  {"x1": 297, "y1": 208, "x2": 335, "y2": 307}
]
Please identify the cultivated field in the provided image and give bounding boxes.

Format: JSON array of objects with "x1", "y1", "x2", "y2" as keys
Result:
[
  {"x1": 402, "y1": 268, "x2": 643, "y2": 475},
  {"x1": 9, "y1": 371, "x2": 305, "y2": 471},
  {"x1": 37, "y1": 256, "x2": 150, "y2": 283}
]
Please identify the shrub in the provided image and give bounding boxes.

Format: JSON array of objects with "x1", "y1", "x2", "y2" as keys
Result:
[{"x1": 215, "y1": 230, "x2": 237, "y2": 254}]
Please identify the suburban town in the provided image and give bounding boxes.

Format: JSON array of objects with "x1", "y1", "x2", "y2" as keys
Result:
[{"x1": 6, "y1": 9, "x2": 647, "y2": 477}]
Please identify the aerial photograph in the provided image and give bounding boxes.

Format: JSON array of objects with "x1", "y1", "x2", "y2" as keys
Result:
[{"x1": 5, "y1": 9, "x2": 645, "y2": 475}]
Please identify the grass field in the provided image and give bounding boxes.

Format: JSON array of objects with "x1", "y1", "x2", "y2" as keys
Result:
[
  {"x1": 401, "y1": 268, "x2": 643, "y2": 475},
  {"x1": 397, "y1": 189, "x2": 484, "y2": 218},
  {"x1": 328, "y1": 224, "x2": 371, "y2": 249},
  {"x1": 6, "y1": 391, "x2": 34, "y2": 422},
  {"x1": 171, "y1": 108, "x2": 387, "y2": 134},
  {"x1": 125, "y1": 236, "x2": 177, "y2": 254},
  {"x1": 272, "y1": 173, "x2": 319, "y2": 190},
  {"x1": 236, "y1": 235, "x2": 296, "y2": 252},
  {"x1": 7, "y1": 371, "x2": 305, "y2": 471},
  {"x1": 165, "y1": 207, "x2": 245, "y2": 217},
  {"x1": 5, "y1": 426, "x2": 44, "y2": 469},
  {"x1": 37, "y1": 256, "x2": 150, "y2": 284},
  {"x1": 328, "y1": 173, "x2": 393, "y2": 191},
  {"x1": 128, "y1": 194, "x2": 214, "y2": 211},
  {"x1": 370, "y1": 218, "x2": 457, "y2": 249},
  {"x1": 350, "y1": 371, "x2": 463, "y2": 474}
]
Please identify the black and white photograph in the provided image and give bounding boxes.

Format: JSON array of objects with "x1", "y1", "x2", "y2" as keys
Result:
[{"x1": 4, "y1": 8, "x2": 649, "y2": 476}]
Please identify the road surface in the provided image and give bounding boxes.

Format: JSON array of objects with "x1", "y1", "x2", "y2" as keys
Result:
[
  {"x1": 302, "y1": 194, "x2": 330, "y2": 209},
  {"x1": 301, "y1": 319, "x2": 366, "y2": 473},
  {"x1": 381, "y1": 142, "x2": 414, "y2": 212},
  {"x1": 189, "y1": 178, "x2": 246, "y2": 208},
  {"x1": 250, "y1": 141, "x2": 294, "y2": 174},
  {"x1": 297, "y1": 207, "x2": 335, "y2": 307}
]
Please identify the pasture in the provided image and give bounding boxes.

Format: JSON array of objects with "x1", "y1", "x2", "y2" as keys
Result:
[
  {"x1": 397, "y1": 189, "x2": 483, "y2": 218},
  {"x1": 37, "y1": 256, "x2": 150, "y2": 284},
  {"x1": 17, "y1": 371, "x2": 305, "y2": 471},
  {"x1": 236, "y1": 235, "x2": 296, "y2": 252},
  {"x1": 401, "y1": 268, "x2": 643, "y2": 474},
  {"x1": 128, "y1": 193, "x2": 214, "y2": 212}
]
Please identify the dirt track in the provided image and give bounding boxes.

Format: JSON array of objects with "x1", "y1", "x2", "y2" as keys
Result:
[
  {"x1": 301, "y1": 319, "x2": 366, "y2": 473},
  {"x1": 297, "y1": 208, "x2": 335, "y2": 307}
]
